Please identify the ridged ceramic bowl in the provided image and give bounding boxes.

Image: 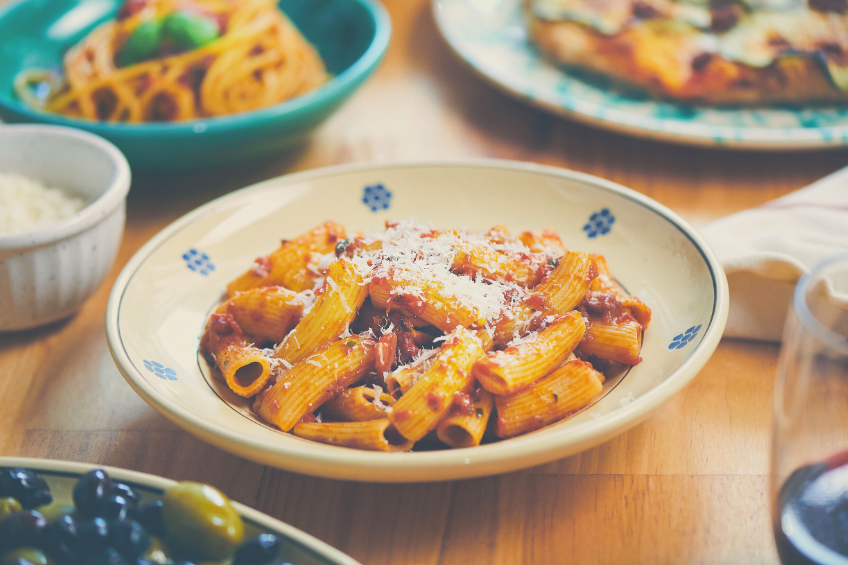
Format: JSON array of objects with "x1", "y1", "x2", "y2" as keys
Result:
[
  {"x1": 0, "y1": 124, "x2": 130, "y2": 331},
  {"x1": 0, "y1": 0, "x2": 391, "y2": 172},
  {"x1": 106, "y1": 160, "x2": 729, "y2": 482}
]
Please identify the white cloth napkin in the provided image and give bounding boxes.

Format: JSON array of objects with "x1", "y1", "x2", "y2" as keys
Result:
[{"x1": 701, "y1": 165, "x2": 848, "y2": 342}]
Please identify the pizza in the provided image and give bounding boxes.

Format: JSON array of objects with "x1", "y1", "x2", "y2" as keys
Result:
[{"x1": 527, "y1": 0, "x2": 848, "y2": 104}]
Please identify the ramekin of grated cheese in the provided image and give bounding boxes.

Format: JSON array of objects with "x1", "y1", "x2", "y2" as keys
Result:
[{"x1": 0, "y1": 125, "x2": 130, "y2": 330}]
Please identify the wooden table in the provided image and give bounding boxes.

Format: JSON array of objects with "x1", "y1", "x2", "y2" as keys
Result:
[{"x1": 3, "y1": 1, "x2": 848, "y2": 563}]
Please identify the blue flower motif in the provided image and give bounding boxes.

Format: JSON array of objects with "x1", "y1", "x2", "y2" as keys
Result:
[
  {"x1": 583, "y1": 208, "x2": 615, "y2": 238},
  {"x1": 182, "y1": 249, "x2": 215, "y2": 276},
  {"x1": 143, "y1": 360, "x2": 177, "y2": 381},
  {"x1": 362, "y1": 184, "x2": 392, "y2": 212},
  {"x1": 668, "y1": 325, "x2": 702, "y2": 350}
]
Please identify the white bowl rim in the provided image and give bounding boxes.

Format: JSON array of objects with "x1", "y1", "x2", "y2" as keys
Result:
[
  {"x1": 106, "y1": 159, "x2": 730, "y2": 481},
  {"x1": 0, "y1": 124, "x2": 131, "y2": 250},
  {"x1": 0, "y1": 456, "x2": 361, "y2": 565}
]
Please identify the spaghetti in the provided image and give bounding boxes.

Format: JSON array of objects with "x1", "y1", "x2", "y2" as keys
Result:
[{"x1": 15, "y1": 0, "x2": 328, "y2": 122}]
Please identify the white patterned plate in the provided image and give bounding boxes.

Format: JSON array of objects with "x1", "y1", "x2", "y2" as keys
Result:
[
  {"x1": 106, "y1": 160, "x2": 729, "y2": 482},
  {"x1": 433, "y1": 0, "x2": 848, "y2": 150}
]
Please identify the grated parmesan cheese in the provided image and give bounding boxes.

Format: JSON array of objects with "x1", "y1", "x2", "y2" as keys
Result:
[
  {"x1": 326, "y1": 275, "x2": 351, "y2": 313},
  {"x1": 371, "y1": 384, "x2": 390, "y2": 412},
  {"x1": 0, "y1": 173, "x2": 85, "y2": 235},
  {"x1": 347, "y1": 218, "x2": 530, "y2": 327},
  {"x1": 506, "y1": 330, "x2": 540, "y2": 348}
]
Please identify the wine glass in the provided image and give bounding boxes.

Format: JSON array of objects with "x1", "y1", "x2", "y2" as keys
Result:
[{"x1": 772, "y1": 251, "x2": 848, "y2": 565}]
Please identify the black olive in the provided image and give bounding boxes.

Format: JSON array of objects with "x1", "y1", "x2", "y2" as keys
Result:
[
  {"x1": 72, "y1": 471, "x2": 111, "y2": 519},
  {"x1": 0, "y1": 510, "x2": 49, "y2": 554},
  {"x1": 109, "y1": 484, "x2": 139, "y2": 508},
  {"x1": 232, "y1": 533, "x2": 281, "y2": 565},
  {"x1": 98, "y1": 494, "x2": 130, "y2": 522},
  {"x1": 76, "y1": 518, "x2": 109, "y2": 556},
  {"x1": 57, "y1": 552, "x2": 82, "y2": 565},
  {"x1": 0, "y1": 469, "x2": 52, "y2": 510},
  {"x1": 127, "y1": 502, "x2": 165, "y2": 538},
  {"x1": 87, "y1": 547, "x2": 129, "y2": 565},
  {"x1": 108, "y1": 520, "x2": 149, "y2": 560},
  {"x1": 135, "y1": 557, "x2": 194, "y2": 565},
  {"x1": 45, "y1": 513, "x2": 78, "y2": 559}
]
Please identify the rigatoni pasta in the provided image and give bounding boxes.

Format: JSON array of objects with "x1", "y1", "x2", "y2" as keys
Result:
[
  {"x1": 495, "y1": 359, "x2": 605, "y2": 438},
  {"x1": 474, "y1": 311, "x2": 586, "y2": 396},
  {"x1": 200, "y1": 219, "x2": 651, "y2": 452}
]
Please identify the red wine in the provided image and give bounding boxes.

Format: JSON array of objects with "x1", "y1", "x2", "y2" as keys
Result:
[{"x1": 775, "y1": 451, "x2": 848, "y2": 565}]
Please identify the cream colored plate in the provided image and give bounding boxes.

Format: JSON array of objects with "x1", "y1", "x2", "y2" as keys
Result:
[
  {"x1": 106, "y1": 160, "x2": 729, "y2": 482},
  {"x1": 0, "y1": 457, "x2": 360, "y2": 565}
]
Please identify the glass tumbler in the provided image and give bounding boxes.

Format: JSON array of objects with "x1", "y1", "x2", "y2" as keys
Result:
[{"x1": 772, "y1": 251, "x2": 848, "y2": 565}]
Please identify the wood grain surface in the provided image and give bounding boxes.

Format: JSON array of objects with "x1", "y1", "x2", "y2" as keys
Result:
[{"x1": 2, "y1": 0, "x2": 848, "y2": 563}]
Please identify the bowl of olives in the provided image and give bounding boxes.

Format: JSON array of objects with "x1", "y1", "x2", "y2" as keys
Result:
[{"x1": 0, "y1": 457, "x2": 359, "y2": 565}]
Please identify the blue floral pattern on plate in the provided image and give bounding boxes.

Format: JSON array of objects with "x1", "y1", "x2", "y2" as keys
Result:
[
  {"x1": 143, "y1": 360, "x2": 177, "y2": 380},
  {"x1": 363, "y1": 183, "x2": 392, "y2": 211},
  {"x1": 669, "y1": 325, "x2": 702, "y2": 350},
  {"x1": 183, "y1": 249, "x2": 215, "y2": 275},
  {"x1": 583, "y1": 208, "x2": 615, "y2": 238},
  {"x1": 433, "y1": 0, "x2": 848, "y2": 149}
]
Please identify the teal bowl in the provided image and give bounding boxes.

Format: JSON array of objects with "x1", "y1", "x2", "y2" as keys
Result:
[{"x1": 0, "y1": 0, "x2": 390, "y2": 172}]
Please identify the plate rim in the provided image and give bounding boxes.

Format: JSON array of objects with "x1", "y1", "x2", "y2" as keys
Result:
[
  {"x1": 105, "y1": 158, "x2": 730, "y2": 482},
  {"x1": 0, "y1": 456, "x2": 362, "y2": 565},
  {"x1": 431, "y1": 0, "x2": 848, "y2": 151}
]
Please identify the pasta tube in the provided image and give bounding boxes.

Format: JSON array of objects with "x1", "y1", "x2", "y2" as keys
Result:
[
  {"x1": 436, "y1": 387, "x2": 494, "y2": 448},
  {"x1": 580, "y1": 316, "x2": 643, "y2": 365},
  {"x1": 385, "y1": 350, "x2": 437, "y2": 397},
  {"x1": 473, "y1": 311, "x2": 586, "y2": 396},
  {"x1": 492, "y1": 303, "x2": 549, "y2": 348},
  {"x1": 484, "y1": 224, "x2": 513, "y2": 244},
  {"x1": 590, "y1": 254, "x2": 652, "y2": 328},
  {"x1": 474, "y1": 327, "x2": 495, "y2": 353},
  {"x1": 259, "y1": 335, "x2": 376, "y2": 431},
  {"x1": 370, "y1": 269, "x2": 485, "y2": 331},
  {"x1": 225, "y1": 286, "x2": 304, "y2": 343},
  {"x1": 495, "y1": 359, "x2": 605, "y2": 438},
  {"x1": 321, "y1": 386, "x2": 395, "y2": 422},
  {"x1": 452, "y1": 240, "x2": 547, "y2": 287},
  {"x1": 226, "y1": 221, "x2": 345, "y2": 295},
  {"x1": 386, "y1": 365, "x2": 419, "y2": 397},
  {"x1": 293, "y1": 419, "x2": 413, "y2": 452},
  {"x1": 200, "y1": 313, "x2": 272, "y2": 397},
  {"x1": 275, "y1": 257, "x2": 368, "y2": 365},
  {"x1": 388, "y1": 328, "x2": 486, "y2": 442},
  {"x1": 534, "y1": 251, "x2": 597, "y2": 313},
  {"x1": 518, "y1": 229, "x2": 567, "y2": 256}
]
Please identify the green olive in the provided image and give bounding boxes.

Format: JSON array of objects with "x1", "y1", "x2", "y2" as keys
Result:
[
  {"x1": 34, "y1": 504, "x2": 74, "y2": 523},
  {"x1": 162, "y1": 11, "x2": 219, "y2": 50},
  {"x1": 0, "y1": 548, "x2": 53, "y2": 565},
  {"x1": 141, "y1": 536, "x2": 172, "y2": 564},
  {"x1": 161, "y1": 482, "x2": 243, "y2": 561},
  {"x1": 117, "y1": 18, "x2": 164, "y2": 67},
  {"x1": 0, "y1": 498, "x2": 22, "y2": 522}
]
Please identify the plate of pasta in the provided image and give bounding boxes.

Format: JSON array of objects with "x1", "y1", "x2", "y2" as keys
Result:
[
  {"x1": 106, "y1": 160, "x2": 729, "y2": 482},
  {"x1": 0, "y1": 0, "x2": 390, "y2": 171}
]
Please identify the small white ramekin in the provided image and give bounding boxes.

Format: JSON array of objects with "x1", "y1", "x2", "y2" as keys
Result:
[{"x1": 0, "y1": 125, "x2": 130, "y2": 331}]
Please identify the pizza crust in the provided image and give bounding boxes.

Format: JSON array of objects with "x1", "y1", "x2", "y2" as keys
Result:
[{"x1": 527, "y1": 7, "x2": 848, "y2": 104}]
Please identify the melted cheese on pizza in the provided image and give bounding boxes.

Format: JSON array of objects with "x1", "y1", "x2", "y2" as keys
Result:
[{"x1": 532, "y1": 0, "x2": 848, "y2": 90}]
